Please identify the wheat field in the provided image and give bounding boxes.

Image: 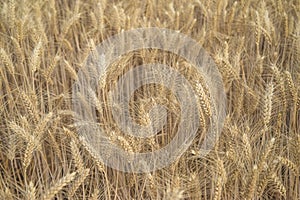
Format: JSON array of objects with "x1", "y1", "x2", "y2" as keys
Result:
[{"x1": 0, "y1": 0, "x2": 299, "y2": 199}]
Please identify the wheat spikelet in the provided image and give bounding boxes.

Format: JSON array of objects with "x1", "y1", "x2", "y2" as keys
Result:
[
  {"x1": 255, "y1": 11, "x2": 261, "y2": 49},
  {"x1": 262, "y1": 82, "x2": 273, "y2": 129},
  {"x1": 146, "y1": 173, "x2": 156, "y2": 193},
  {"x1": 259, "y1": 138, "x2": 275, "y2": 170},
  {"x1": 8, "y1": 121, "x2": 40, "y2": 168},
  {"x1": 23, "y1": 139, "x2": 35, "y2": 169},
  {"x1": 8, "y1": 0, "x2": 15, "y2": 29},
  {"x1": 246, "y1": 138, "x2": 275, "y2": 199},
  {"x1": 116, "y1": 135, "x2": 134, "y2": 153},
  {"x1": 0, "y1": 187, "x2": 13, "y2": 200},
  {"x1": 284, "y1": 71, "x2": 296, "y2": 105},
  {"x1": 16, "y1": 17, "x2": 25, "y2": 42},
  {"x1": 89, "y1": 188, "x2": 100, "y2": 200},
  {"x1": 30, "y1": 39, "x2": 43, "y2": 73},
  {"x1": 6, "y1": 134, "x2": 16, "y2": 160},
  {"x1": 277, "y1": 156, "x2": 299, "y2": 175},
  {"x1": 0, "y1": 48, "x2": 15, "y2": 74},
  {"x1": 33, "y1": 112, "x2": 53, "y2": 137},
  {"x1": 80, "y1": 136, "x2": 105, "y2": 173},
  {"x1": 256, "y1": 163, "x2": 276, "y2": 198},
  {"x1": 90, "y1": 12, "x2": 98, "y2": 29},
  {"x1": 8, "y1": 121, "x2": 29, "y2": 139},
  {"x1": 271, "y1": 65, "x2": 287, "y2": 114},
  {"x1": 20, "y1": 91, "x2": 39, "y2": 123},
  {"x1": 64, "y1": 59, "x2": 78, "y2": 81},
  {"x1": 70, "y1": 139, "x2": 84, "y2": 172},
  {"x1": 42, "y1": 172, "x2": 77, "y2": 200},
  {"x1": 270, "y1": 173, "x2": 286, "y2": 198},
  {"x1": 68, "y1": 168, "x2": 90, "y2": 198},
  {"x1": 242, "y1": 133, "x2": 252, "y2": 161},
  {"x1": 257, "y1": 25, "x2": 272, "y2": 46},
  {"x1": 10, "y1": 36, "x2": 24, "y2": 64},
  {"x1": 214, "y1": 158, "x2": 226, "y2": 200},
  {"x1": 47, "y1": 130, "x2": 62, "y2": 159},
  {"x1": 283, "y1": 12, "x2": 289, "y2": 38},
  {"x1": 60, "y1": 13, "x2": 81, "y2": 39},
  {"x1": 277, "y1": 0, "x2": 283, "y2": 13},
  {"x1": 63, "y1": 127, "x2": 78, "y2": 140},
  {"x1": 195, "y1": 0, "x2": 208, "y2": 18},
  {"x1": 214, "y1": 55, "x2": 238, "y2": 82},
  {"x1": 227, "y1": 1, "x2": 237, "y2": 26},
  {"x1": 246, "y1": 164, "x2": 259, "y2": 200},
  {"x1": 237, "y1": 85, "x2": 245, "y2": 116},
  {"x1": 257, "y1": 171, "x2": 269, "y2": 197},
  {"x1": 263, "y1": 10, "x2": 272, "y2": 37},
  {"x1": 43, "y1": 55, "x2": 60, "y2": 84},
  {"x1": 87, "y1": 87, "x2": 103, "y2": 115},
  {"x1": 26, "y1": 182, "x2": 36, "y2": 200},
  {"x1": 165, "y1": 188, "x2": 184, "y2": 200},
  {"x1": 214, "y1": 176, "x2": 222, "y2": 200},
  {"x1": 194, "y1": 81, "x2": 212, "y2": 118}
]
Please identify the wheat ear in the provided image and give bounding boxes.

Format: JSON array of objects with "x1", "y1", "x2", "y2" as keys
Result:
[
  {"x1": 30, "y1": 39, "x2": 43, "y2": 73},
  {"x1": 68, "y1": 168, "x2": 90, "y2": 198},
  {"x1": 42, "y1": 172, "x2": 77, "y2": 200},
  {"x1": 25, "y1": 182, "x2": 36, "y2": 200},
  {"x1": 20, "y1": 91, "x2": 39, "y2": 123},
  {"x1": 70, "y1": 139, "x2": 84, "y2": 172},
  {"x1": 0, "y1": 48, "x2": 15, "y2": 74},
  {"x1": 89, "y1": 188, "x2": 100, "y2": 200},
  {"x1": 263, "y1": 82, "x2": 273, "y2": 129}
]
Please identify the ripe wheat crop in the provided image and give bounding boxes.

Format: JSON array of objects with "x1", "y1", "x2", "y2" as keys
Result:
[{"x1": 0, "y1": 0, "x2": 299, "y2": 199}]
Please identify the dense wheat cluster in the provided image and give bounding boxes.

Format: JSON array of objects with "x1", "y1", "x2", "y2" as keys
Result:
[{"x1": 0, "y1": 0, "x2": 299, "y2": 199}]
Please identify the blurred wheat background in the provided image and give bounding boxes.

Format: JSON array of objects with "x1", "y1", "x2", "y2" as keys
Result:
[{"x1": 0, "y1": 0, "x2": 299, "y2": 199}]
